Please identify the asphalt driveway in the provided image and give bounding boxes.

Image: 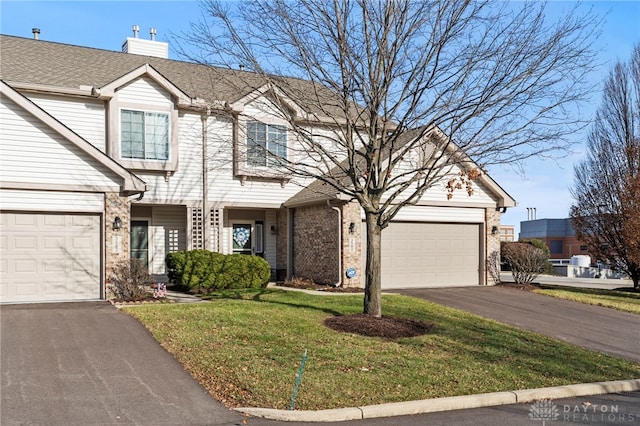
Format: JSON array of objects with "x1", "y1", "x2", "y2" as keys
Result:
[
  {"x1": 394, "y1": 287, "x2": 640, "y2": 362},
  {"x1": 0, "y1": 302, "x2": 247, "y2": 426}
]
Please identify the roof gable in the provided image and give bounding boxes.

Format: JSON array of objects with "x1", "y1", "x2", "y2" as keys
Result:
[
  {"x1": 94, "y1": 63, "x2": 192, "y2": 107},
  {"x1": 229, "y1": 83, "x2": 307, "y2": 119},
  {"x1": 0, "y1": 80, "x2": 146, "y2": 194},
  {"x1": 285, "y1": 127, "x2": 516, "y2": 208}
]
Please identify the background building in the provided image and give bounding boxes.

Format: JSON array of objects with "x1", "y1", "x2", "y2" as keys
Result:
[
  {"x1": 499, "y1": 225, "x2": 515, "y2": 242},
  {"x1": 519, "y1": 218, "x2": 589, "y2": 262}
]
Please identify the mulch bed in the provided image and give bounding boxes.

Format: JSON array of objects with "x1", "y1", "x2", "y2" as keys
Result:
[
  {"x1": 496, "y1": 282, "x2": 540, "y2": 291},
  {"x1": 324, "y1": 314, "x2": 434, "y2": 339}
]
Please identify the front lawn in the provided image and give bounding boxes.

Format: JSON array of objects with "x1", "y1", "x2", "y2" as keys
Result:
[
  {"x1": 124, "y1": 289, "x2": 640, "y2": 410},
  {"x1": 533, "y1": 286, "x2": 640, "y2": 315}
]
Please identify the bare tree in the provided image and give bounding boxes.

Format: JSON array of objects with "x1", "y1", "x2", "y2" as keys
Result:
[
  {"x1": 178, "y1": 0, "x2": 600, "y2": 316},
  {"x1": 571, "y1": 45, "x2": 640, "y2": 289},
  {"x1": 502, "y1": 242, "x2": 548, "y2": 285}
]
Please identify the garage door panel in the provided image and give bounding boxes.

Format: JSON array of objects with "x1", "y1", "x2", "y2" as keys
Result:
[
  {"x1": 373, "y1": 222, "x2": 480, "y2": 289},
  {"x1": 14, "y1": 258, "x2": 38, "y2": 273},
  {"x1": 43, "y1": 235, "x2": 66, "y2": 250},
  {"x1": 43, "y1": 214, "x2": 66, "y2": 227},
  {"x1": 14, "y1": 235, "x2": 38, "y2": 250},
  {"x1": 13, "y1": 214, "x2": 36, "y2": 227},
  {"x1": 0, "y1": 212, "x2": 101, "y2": 303}
]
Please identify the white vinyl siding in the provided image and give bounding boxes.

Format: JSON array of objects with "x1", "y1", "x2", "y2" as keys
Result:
[
  {"x1": 121, "y1": 109, "x2": 169, "y2": 160},
  {"x1": 0, "y1": 96, "x2": 121, "y2": 190},
  {"x1": 390, "y1": 206, "x2": 485, "y2": 223},
  {"x1": 26, "y1": 93, "x2": 106, "y2": 151},
  {"x1": 264, "y1": 209, "x2": 277, "y2": 268},
  {"x1": 0, "y1": 190, "x2": 104, "y2": 213},
  {"x1": 149, "y1": 206, "x2": 187, "y2": 276},
  {"x1": 117, "y1": 78, "x2": 173, "y2": 106}
]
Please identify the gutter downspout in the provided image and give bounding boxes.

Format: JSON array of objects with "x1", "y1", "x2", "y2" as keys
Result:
[
  {"x1": 328, "y1": 200, "x2": 342, "y2": 287},
  {"x1": 202, "y1": 109, "x2": 210, "y2": 249}
]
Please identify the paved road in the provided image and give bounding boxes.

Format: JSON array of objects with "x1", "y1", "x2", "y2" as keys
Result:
[
  {"x1": 302, "y1": 391, "x2": 640, "y2": 425},
  {"x1": 0, "y1": 302, "x2": 248, "y2": 426},
  {"x1": 395, "y1": 286, "x2": 640, "y2": 362}
]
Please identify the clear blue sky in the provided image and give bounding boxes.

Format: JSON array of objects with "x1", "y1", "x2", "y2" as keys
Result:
[{"x1": 1, "y1": 1, "x2": 639, "y2": 235}]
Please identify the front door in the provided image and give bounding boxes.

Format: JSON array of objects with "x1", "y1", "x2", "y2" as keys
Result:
[
  {"x1": 232, "y1": 223, "x2": 253, "y2": 255},
  {"x1": 131, "y1": 220, "x2": 149, "y2": 269}
]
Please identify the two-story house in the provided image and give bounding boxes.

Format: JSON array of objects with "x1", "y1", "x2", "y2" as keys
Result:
[{"x1": 0, "y1": 32, "x2": 515, "y2": 303}]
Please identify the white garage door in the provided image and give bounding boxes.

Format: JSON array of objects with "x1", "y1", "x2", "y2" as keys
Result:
[
  {"x1": 373, "y1": 222, "x2": 480, "y2": 289},
  {"x1": 0, "y1": 212, "x2": 101, "y2": 303}
]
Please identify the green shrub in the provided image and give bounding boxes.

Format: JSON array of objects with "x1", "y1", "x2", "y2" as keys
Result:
[{"x1": 166, "y1": 250, "x2": 270, "y2": 291}]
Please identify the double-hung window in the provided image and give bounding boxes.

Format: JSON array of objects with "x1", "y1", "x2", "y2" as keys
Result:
[
  {"x1": 121, "y1": 109, "x2": 169, "y2": 161},
  {"x1": 246, "y1": 121, "x2": 287, "y2": 167}
]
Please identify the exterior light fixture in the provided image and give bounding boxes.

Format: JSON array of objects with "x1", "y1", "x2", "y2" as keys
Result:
[
  {"x1": 113, "y1": 216, "x2": 123, "y2": 231},
  {"x1": 491, "y1": 225, "x2": 499, "y2": 235},
  {"x1": 348, "y1": 222, "x2": 356, "y2": 234},
  {"x1": 270, "y1": 225, "x2": 276, "y2": 235}
]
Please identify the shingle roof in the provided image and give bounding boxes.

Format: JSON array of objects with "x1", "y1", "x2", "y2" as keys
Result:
[{"x1": 0, "y1": 34, "x2": 335, "y2": 114}]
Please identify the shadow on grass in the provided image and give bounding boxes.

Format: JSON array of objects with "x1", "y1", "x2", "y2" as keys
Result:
[{"x1": 200, "y1": 288, "x2": 349, "y2": 317}]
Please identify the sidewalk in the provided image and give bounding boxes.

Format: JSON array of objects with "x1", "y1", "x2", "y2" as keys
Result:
[
  {"x1": 235, "y1": 379, "x2": 640, "y2": 422},
  {"x1": 501, "y1": 272, "x2": 635, "y2": 290}
]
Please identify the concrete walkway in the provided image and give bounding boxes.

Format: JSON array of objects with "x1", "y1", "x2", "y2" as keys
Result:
[{"x1": 395, "y1": 286, "x2": 640, "y2": 362}]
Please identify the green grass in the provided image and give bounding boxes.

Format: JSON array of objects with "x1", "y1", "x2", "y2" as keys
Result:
[
  {"x1": 533, "y1": 286, "x2": 640, "y2": 315},
  {"x1": 124, "y1": 289, "x2": 640, "y2": 410}
]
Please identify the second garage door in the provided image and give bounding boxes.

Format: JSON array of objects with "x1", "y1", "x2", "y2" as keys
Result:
[
  {"x1": 0, "y1": 212, "x2": 101, "y2": 303},
  {"x1": 373, "y1": 222, "x2": 481, "y2": 289}
]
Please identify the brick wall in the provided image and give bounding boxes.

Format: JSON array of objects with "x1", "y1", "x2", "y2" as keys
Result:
[
  {"x1": 341, "y1": 201, "x2": 362, "y2": 288},
  {"x1": 292, "y1": 203, "x2": 340, "y2": 285},
  {"x1": 486, "y1": 207, "x2": 501, "y2": 286},
  {"x1": 104, "y1": 192, "x2": 131, "y2": 296}
]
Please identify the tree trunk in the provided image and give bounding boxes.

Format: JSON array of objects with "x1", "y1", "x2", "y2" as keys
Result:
[
  {"x1": 364, "y1": 211, "x2": 382, "y2": 317},
  {"x1": 631, "y1": 269, "x2": 640, "y2": 290}
]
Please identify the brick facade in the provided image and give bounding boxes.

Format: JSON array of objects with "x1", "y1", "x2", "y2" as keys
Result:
[
  {"x1": 104, "y1": 192, "x2": 131, "y2": 295},
  {"x1": 341, "y1": 201, "x2": 362, "y2": 288},
  {"x1": 291, "y1": 201, "x2": 364, "y2": 287},
  {"x1": 292, "y1": 203, "x2": 340, "y2": 285},
  {"x1": 485, "y1": 207, "x2": 501, "y2": 286}
]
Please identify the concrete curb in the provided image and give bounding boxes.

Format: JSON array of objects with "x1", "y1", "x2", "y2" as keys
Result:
[{"x1": 234, "y1": 379, "x2": 640, "y2": 422}]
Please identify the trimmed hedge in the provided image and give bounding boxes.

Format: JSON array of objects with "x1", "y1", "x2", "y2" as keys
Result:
[{"x1": 166, "y1": 250, "x2": 271, "y2": 291}]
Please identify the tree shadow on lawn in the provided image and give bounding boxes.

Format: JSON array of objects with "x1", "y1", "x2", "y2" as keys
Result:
[
  {"x1": 200, "y1": 288, "x2": 348, "y2": 316},
  {"x1": 201, "y1": 288, "x2": 437, "y2": 337}
]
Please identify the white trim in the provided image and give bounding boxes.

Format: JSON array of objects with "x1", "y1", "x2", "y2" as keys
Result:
[
  {"x1": 381, "y1": 205, "x2": 485, "y2": 223},
  {"x1": 96, "y1": 64, "x2": 191, "y2": 105},
  {"x1": 0, "y1": 189, "x2": 105, "y2": 213}
]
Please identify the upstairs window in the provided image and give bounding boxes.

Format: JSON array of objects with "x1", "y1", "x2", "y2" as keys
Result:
[
  {"x1": 247, "y1": 121, "x2": 287, "y2": 167},
  {"x1": 121, "y1": 109, "x2": 169, "y2": 161}
]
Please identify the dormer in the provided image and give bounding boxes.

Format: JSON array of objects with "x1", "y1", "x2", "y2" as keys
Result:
[
  {"x1": 230, "y1": 84, "x2": 306, "y2": 185},
  {"x1": 95, "y1": 64, "x2": 191, "y2": 174}
]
